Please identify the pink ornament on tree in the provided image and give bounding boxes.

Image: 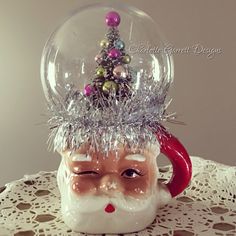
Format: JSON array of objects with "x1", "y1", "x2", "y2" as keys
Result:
[
  {"x1": 95, "y1": 53, "x2": 103, "y2": 64},
  {"x1": 106, "y1": 11, "x2": 121, "y2": 27},
  {"x1": 84, "y1": 84, "x2": 93, "y2": 96},
  {"x1": 113, "y1": 65, "x2": 128, "y2": 78},
  {"x1": 108, "y1": 48, "x2": 121, "y2": 59}
]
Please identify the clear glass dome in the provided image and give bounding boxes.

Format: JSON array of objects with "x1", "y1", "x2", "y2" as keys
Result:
[{"x1": 40, "y1": 2, "x2": 173, "y2": 104}]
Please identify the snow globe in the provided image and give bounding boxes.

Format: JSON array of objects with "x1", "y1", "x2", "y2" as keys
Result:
[{"x1": 40, "y1": 2, "x2": 192, "y2": 234}]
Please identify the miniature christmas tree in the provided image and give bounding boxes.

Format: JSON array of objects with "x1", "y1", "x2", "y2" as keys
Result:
[{"x1": 83, "y1": 11, "x2": 133, "y2": 106}]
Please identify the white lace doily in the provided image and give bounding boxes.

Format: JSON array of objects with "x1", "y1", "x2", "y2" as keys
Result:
[{"x1": 0, "y1": 156, "x2": 236, "y2": 236}]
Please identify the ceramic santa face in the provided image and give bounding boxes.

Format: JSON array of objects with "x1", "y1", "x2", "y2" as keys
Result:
[{"x1": 57, "y1": 142, "x2": 172, "y2": 234}]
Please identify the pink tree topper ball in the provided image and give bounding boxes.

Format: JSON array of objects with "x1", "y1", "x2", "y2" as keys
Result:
[{"x1": 105, "y1": 11, "x2": 121, "y2": 27}]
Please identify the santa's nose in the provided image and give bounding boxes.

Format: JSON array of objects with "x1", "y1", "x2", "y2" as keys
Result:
[{"x1": 99, "y1": 174, "x2": 123, "y2": 195}]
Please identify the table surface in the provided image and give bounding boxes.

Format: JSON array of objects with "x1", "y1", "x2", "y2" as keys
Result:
[{"x1": 0, "y1": 156, "x2": 236, "y2": 236}]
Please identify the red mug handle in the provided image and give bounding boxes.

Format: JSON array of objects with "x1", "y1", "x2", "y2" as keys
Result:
[{"x1": 155, "y1": 126, "x2": 192, "y2": 197}]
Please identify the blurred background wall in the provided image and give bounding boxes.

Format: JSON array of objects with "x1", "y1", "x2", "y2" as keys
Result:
[{"x1": 0, "y1": 0, "x2": 235, "y2": 185}]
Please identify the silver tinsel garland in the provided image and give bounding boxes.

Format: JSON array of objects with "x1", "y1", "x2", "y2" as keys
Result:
[{"x1": 46, "y1": 74, "x2": 177, "y2": 155}]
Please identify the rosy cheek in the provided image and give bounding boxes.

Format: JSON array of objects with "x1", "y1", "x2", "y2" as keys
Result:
[
  {"x1": 71, "y1": 176, "x2": 97, "y2": 195},
  {"x1": 122, "y1": 178, "x2": 150, "y2": 197}
]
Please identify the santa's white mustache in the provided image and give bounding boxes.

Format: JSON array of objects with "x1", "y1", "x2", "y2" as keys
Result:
[{"x1": 66, "y1": 190, "x2": 157, "y2": 213}]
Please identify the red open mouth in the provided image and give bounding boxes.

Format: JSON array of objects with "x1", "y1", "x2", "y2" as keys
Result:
[{"x1": 104, "y1": 203, "x2": 115, "y2": 213}]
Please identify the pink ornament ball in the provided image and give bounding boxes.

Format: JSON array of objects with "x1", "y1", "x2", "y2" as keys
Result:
[
  {"x1": 105, "y1": 11, "x2": 121, "y2": 27},
  {"x1": 108, "y1": 48, "x2": 121, "y2": 59},
  {"x1": 113, "y1": 65, "x2": 128, "y2": 78},
  {"x1": 95, "y1": 53, "x2": 103, "y2": 64},
  {"x1": 84, "y1": 84, "x2": 93, "y2": 96}
]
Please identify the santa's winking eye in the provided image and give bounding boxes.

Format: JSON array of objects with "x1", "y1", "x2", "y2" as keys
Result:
[
  {"x1": 75, "y1": 171, "x2": 99, "y2": 176},
  {"x1": 121, "y1": 169, "x2": 143, "y2": 179}
]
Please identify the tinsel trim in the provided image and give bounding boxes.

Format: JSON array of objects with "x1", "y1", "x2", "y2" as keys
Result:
[{"x1": 47, "y1": 75, "x2": 176, "y2": 155}]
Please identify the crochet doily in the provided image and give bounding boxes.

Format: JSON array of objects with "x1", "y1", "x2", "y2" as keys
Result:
[{"x1": 0, "y1": 156, "x2": 236, "y2": 236}]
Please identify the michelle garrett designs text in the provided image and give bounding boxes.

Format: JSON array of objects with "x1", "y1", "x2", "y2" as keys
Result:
[{"x1": 128, "y1": 43, "x2": 223, "y2": 59}]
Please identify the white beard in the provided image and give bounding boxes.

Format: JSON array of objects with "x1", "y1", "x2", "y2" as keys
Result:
[{"x1": 57, "y1": 157, "x2": 171, "y2": 234}]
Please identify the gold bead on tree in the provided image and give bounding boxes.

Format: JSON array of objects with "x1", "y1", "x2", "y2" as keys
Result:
[
  {"x1": 96, "y1": 67, "x2": 106, "y2": 77},
  {"x1": 102, "y1": 81, "x2": 118, "y2": 94},
  {"x1": 122, "y1": 55, "x2": 131, "y2": 64},
  {"x1": 100, "y1": 39, "x2": 109, "y2": 48}
]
